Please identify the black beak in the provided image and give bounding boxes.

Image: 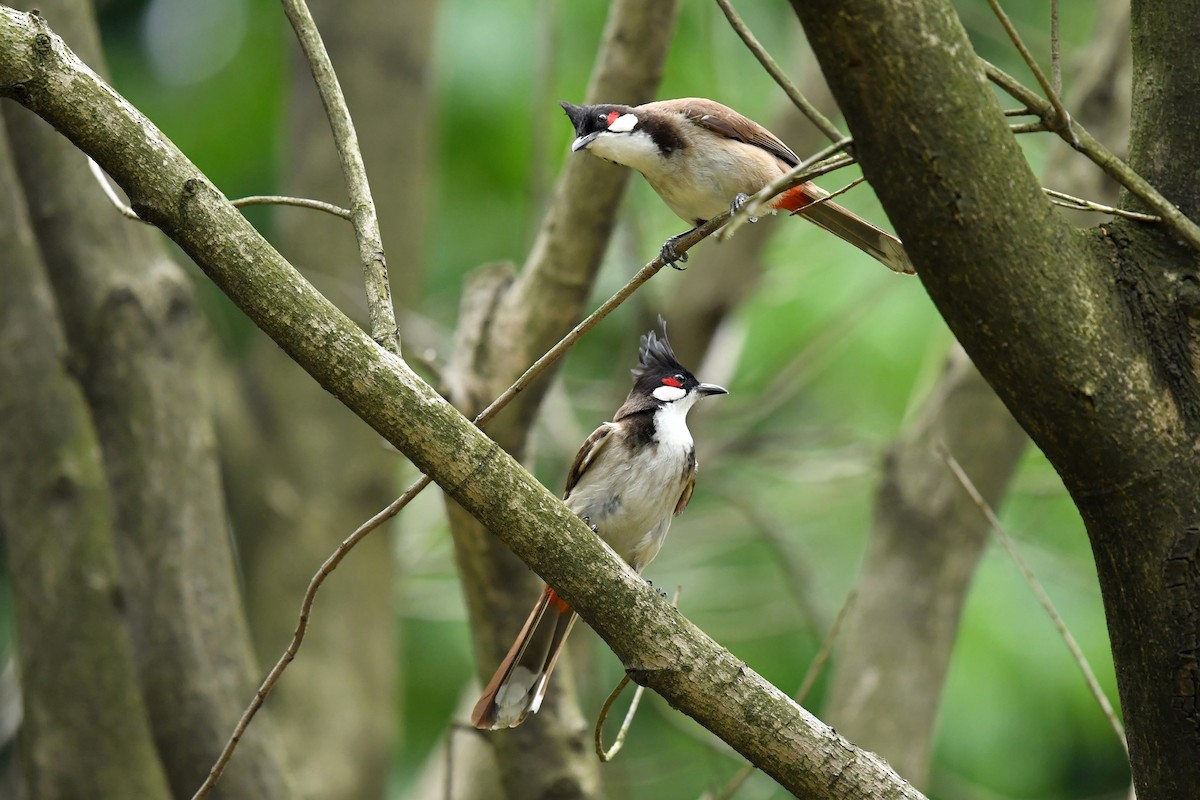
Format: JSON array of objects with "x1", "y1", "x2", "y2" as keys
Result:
[
  {"x1": 697, "y1": 383, "x2": 728, "y2": 397},
  {"x1": 570, "y1": 131, "x2": 600, "y2": 152}
]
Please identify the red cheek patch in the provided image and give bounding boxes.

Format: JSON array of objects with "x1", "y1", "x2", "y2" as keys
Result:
[
  {"x1": 662, "y1": 376, "x2": 683, "y2": 388},
  {"x1": 606, "y1": 111, "x2": 621, "y2": 128}
]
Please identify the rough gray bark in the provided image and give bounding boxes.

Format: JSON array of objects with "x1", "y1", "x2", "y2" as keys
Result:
[
  {"x1": 823, "y1": 6, "x2": 1132, "y2": 785},
  {"x1": 0, "y1": 111, "x2": 173, "y2": 800},
  {"x1": 440, "y1": 2, "x2": 680, "y2": 797},
  {"x1": 1, "y1": 2, "x2": 293, "y2": 797},
  {"x1": 793, "y1": 1, "x2": 1200, "y2": 797},
  {"x1": 0, "y1": 10, "x2": 930, "y2": 795}
]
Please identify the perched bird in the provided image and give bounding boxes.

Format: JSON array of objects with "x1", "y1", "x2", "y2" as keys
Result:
[
  {"x1": 560, "y1": 97, "x2": 913, "y2": 274},
  {"x1": 472, "y1": 320, "x2": 727, "y2": 730}
]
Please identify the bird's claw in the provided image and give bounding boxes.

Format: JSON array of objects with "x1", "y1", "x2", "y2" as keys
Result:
[
  {"x1": 659, "y1": 238, "x2": 689, "y2": 270},
  {"x1": 646, "y1": 579, "x2": 669, "y2": 599},
  {"x1": 581, "y1": 515, "x2": 599, "y2": 534},
  {"x1": 730, "y1": 192, "x2": 758, "y2": 223}
]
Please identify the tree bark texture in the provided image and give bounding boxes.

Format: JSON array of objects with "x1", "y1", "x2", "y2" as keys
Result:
[
  {"x1": 0, "y1": 109, "x2": 173, "y2": 800},
  {"x1": 824, "y1": 5, "x2": 1132, "y2": 785},
  {"x1": 2, "y1": 2, "x2": 294, "y2": 797},
  {"x1": 793, "y1": 1, "x2": 1200, "y2": 797},
  {"x1": 0, "y1": 10, "x2": 930, "y2": 795}
]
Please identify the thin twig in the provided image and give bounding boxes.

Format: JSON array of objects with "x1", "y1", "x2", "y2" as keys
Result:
[
  {"x1": 1050, "y1": 0, "x2": 1062, "y2": 97},
  {"x1": 984, "y1": 59, "x2": 1200, "y2": 251},
  {"x1": 280, "y1": 0, "x2": 399, "y2": 354},
  {"x1": 787, "y1": 176, "x2": 866, "y2": 218},
  {"x1": 702, "y1": 591, "x2": 857, "y2": 800},
  {"x1": 190, "y1": 207, "x2": 733, "y2": 800},
  {"x1": 721, "y1": 138, "x2": 855, "y2": 239},
  {"x1": 712, "y1": 0, "x2": 842, "y2": 144},
  {"x1": 88, "y1": 157, "x2": 354, "y2": 222},
  {"x1": 1043, "y1": 188, "x2": 1161, "y2": 222},
  {"x1": 595, "y1": 587, "x2": 682, "y2": 762},
  {"x1": 938, "y1": 445, "x2": 1128, "y2": 754},
  {"x1": 1009, "y1": 120, "x2": 1050, "y2": 135},
  {"x1": 231, "y1": 195, "x2": 352, "y2": 219},
  {"x1": 87, "y1": 157, "x2": 143, "y2": 221},
  {"x1": 189, "y1": 475, "x2": 431, "y2": 800},
  {"x1": 985, "y1": 0, "x2": 1075, "y2": 143}
]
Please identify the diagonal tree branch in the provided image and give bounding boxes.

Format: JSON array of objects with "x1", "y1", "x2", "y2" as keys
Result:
[{"x1": 0, "y1": 9, "x2": 926, "y2": 797}]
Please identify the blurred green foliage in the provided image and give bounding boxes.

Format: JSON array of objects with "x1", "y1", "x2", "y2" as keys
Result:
[{"x1": 79, "y1": 0, "x2": 1128, "y2": 797}]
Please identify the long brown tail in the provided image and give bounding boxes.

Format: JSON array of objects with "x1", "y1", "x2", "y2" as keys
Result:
[
  {"x1": 471, "y1": 585, "x2": 579, "y2": 730},
  {"x1": 775, "y1": 184, "x2": 915, "y2": 275}
]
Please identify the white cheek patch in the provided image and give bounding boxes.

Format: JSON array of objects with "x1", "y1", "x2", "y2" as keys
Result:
[
  {"x1": 608, "y1": 113, "x2": 639, "y2": 133},
  {"x1": 653, "y1": 384, "x2": 686, "y2": 403}
]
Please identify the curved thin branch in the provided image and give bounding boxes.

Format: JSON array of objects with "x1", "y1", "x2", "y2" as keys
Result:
[
  {"x1": 91, "y1": 156, "x2": 354, "y2": 222},
  {"x1": 985, "y1": 0, "x2": 1075, "y2": 143},
  {"x1": 939, "y1": 446, "x2": 1128, "y2": 754},
  {"x1": 1043, "y1": 188, "x2": 1160, "y2": 222},
  {"x1": 280, "y1": 0, "x2": 399, "y2": 353},
  {"x1": 231, "y1": 194, "x2": 352, "y2": 219},
  {"x1": 712, "y1": 0, "x2": 842, "y2": 143}
]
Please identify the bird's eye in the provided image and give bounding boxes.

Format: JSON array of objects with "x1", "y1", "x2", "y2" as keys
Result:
[{"x1": 661, "y1": 375, "x2": 683, "y2": 388}]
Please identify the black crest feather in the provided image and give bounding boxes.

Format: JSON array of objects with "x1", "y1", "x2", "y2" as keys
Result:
[{"x1": 633, "y1": 316, "x2": 685, "y2": 382}]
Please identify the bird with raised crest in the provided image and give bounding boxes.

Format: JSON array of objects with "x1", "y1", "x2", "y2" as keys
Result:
[
  {"x1": 471, "y1": 319, "x2": 727, "y2": 730},
  {"x1": 560, "y1": 97, "x2": 914, "y2": 274}
]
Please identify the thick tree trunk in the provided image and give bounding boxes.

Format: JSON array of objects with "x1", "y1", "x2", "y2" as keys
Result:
[
  {"x1": 0, "y1": 113, "x2": 173, "y2": 800},
  {"x1": 824, "y1": 5, "x2": 1132, "y2": 785},
  {"x1": 794, "y1": 1, "x2": 1200, "y2": 797},
  {"x1": 3, "y1": 2, "x2": 294, "y2": 797}
]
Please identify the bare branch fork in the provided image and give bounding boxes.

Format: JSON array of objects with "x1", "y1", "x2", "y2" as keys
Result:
[
  {"x1": 280, "y1": 0, "x2": 399, "y2": 354},
  {"x1": 985, "y1": 0, "x2": 1075, "y2": 143}
]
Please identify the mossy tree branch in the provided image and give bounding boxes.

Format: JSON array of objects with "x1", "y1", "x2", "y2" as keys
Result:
[{"x1": 0, "y1": 8, "x2": 925, "y2": 797}]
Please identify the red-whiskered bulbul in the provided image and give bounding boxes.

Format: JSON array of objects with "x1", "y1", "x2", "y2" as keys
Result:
[
  {"x1": 471, "y1": 320, "x2": 726, "y2": 730},
  {"x1": 560, "y1": 98, "x2": 914, "y2": 274}
]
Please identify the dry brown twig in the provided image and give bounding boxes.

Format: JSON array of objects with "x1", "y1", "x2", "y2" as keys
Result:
[
  {"x1": 711, "y1": 0, "x2": 842, "y2": 143},
  {"x1": 938, "y1": 445, "x2": 1129, "y2": 754},
  {"x1": 594, "y1": 587, "x2": 683, "y2": 762},
  {"x1": 983, "y1": 60, "x2": 1200, "y2": 251},
  {"x1": 985, "y1": 0, "x2": 1075, "y2": 144}
]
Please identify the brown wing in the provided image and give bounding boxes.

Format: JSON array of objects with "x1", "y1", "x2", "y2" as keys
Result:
[
  {"x1": 563, "y1": 423, "x2": 615, "y2": 499},
  {"x1": 672, "y1": 453, "x2": 698, "y2": 517},
  {"x1": 651, "y1": 97, "x2": 800, "y2": 168}
]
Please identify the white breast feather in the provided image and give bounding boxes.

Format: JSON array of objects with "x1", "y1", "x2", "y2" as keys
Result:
[{"x1": 565, "y1": 397, "x2": 697, "y2": 571}]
